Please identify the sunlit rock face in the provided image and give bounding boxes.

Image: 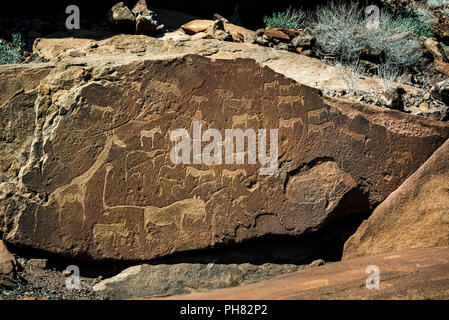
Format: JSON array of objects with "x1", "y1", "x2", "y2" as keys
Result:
[{"x1": 2, "y1": 37, "x2": 449, "y2": 260}]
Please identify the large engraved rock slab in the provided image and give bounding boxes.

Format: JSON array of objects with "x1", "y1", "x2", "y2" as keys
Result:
[{"x1": 2, "y1": 52, "x2": 449, "y2": 260}]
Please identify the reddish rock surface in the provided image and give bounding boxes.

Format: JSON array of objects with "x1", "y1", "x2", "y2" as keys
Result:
[
  {"x1": 2, "y1": 38, "x2": 449, "y2": 261},
  {"x1": 343, "y1": 138, "x2": 449, "y2": 260},
  {"x1": 181, "y1": 19, "x2": 255, "y2": 42},
  {"x1": 0, "y1": 240, "x2": 17, "y2": 276},
  {"x1": 435, "y1": 60, "x2": 449, "y2": 77},
  {"x1": 149, "y1": 246, "x2": 449, "y2": 300},
  {"x1": 263, "y1": 28, "x2": 290, "y2": 41}
]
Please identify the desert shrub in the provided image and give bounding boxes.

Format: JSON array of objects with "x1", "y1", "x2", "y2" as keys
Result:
[
  {"x1": 335, "y1": 60, "x2": 362, "y2": 91},
  {"x1": 0, "y1": 33, "x2": 24, "y2": 65},
  {"x1": 311, "y1": 1, "x2": 424, "y2": 71},
  {"x1": 263, "y1": 7, "x2": 306, "y2": 29},
  {"x1": 378, "y1": 63, "x2": 402, "y2": 90},
  {"x1": 404, "y1": 4, "x2": 437, "y2": 26},
  {"x1": 312, "y1": 1, "x2": 365, "y2": 60},
  {"x1": 372, "y1": 12, "x2": 426, "y2": 68},
  {"x1": 389, "y1": 15, "x2": 434, "y2": 37}
]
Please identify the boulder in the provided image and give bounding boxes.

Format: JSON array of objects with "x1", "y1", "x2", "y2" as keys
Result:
[
  {"x1": 107, "y1": 2, "x2": 136, "y2": 33},
  {"x1": 93, "y1": 263, "x2": 303, "y2": 299},
  {"x1": 181, "y1": 19, "x2": 255, "y2": 43},
  {"x1": 378, "y1": 86, "x2": 406, "y2": 110},
  {"x1": 131, "y1": 0, "x2": 148, "y2": 15},
  {"x1": 2, "y1": 37, "x2": 449, "y2": 260},
  {"x1": 150, "y1": 246, "x2": 449, "y2": 300},
  {"x1": 422, "y1": 37, "x2": 445, "y2": 61},
  {"x1": 135, "y1": 11, "x2": 165, "y2": 35},
  {"x1": 181, "y1": 19, "x2": 213, "y2": 35},
  {"x1": 434, "y1": 59, "x2": 449, "y2": 77},
  {"x1": 431, "y1": 79, "x2": 449, "y2": 105},
  {"x1": 205, "y1": 20, "x2": 232, "y2": 42},
  {"x1": 0, "y1": 240, "x2": 17, "y2": 276},
  {"x1": 291, "y1": 30, "x2": 315, "y2": 48},
  {"x1": 343, "y1": 138, "x2": 449, "y2": 260},
  {"x1": 263, "y1": 28, "x2": 290, "y2": 42}
]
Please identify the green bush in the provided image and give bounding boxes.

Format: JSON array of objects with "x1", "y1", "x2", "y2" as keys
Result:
[
  {"x1": 263, "y1": 7, "x2": 305, "y2": 29},
  {"x1": 403, "y1": 4, "x2": 437, "y2": 26},
  {"x1": 0, "y1": 33, "x2": 24, "y2": 65},
  {"x1": 390, "y1": 15, "x2": 434, "y2": 38}
]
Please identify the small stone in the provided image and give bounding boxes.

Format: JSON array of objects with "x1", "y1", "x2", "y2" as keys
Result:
[
  {"x1": 299, "y1": 49, "x2": 313, "y2": 57},
  {"x1": 213, "y1": 13, "x2": 229, "y2": 23},
  {"x1": 205, "y1": 20, "x2": 232, "y2": 41},
  {"x1": 309, "y1": 259, "x2": 325, "y2": 268},
  {"x1": 430, "y1": 79, "x2": 449, "y2": 105},
  {"x1": 263, "y1": 28, "x2": 290, "y2": 41},
  {"x1": 27, "y1": 258, "x2": 48, "y2": 269},
  {"x1": 422, "y1": 37, "x2": 445, "y2": 61},
  {"x1": 419, "y1": 102, "x2": 429, "y2": 111},
  {"x1": 256, "y1": 36, "x2": 268, "y2": 45},
  {"x1": 274, "y1": 43, "x2": 290, "y2": 51},
  {"x1": 434, "y1": 60, "x2": 449, "y2": 77},
  {"x1": 131, "y1": 0, "x2": 148, "y2": 15},
  {"x1": 0, "y1": 240, "x2": 18, "y2": 276},
  {"x1": 378, "y1": 87, "x2": 406, "y2": 110},
  {"x1": 291, "y1": 30, "x2": 315, "y2": 47}
]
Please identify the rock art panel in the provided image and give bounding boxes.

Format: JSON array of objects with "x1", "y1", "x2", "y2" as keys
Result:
[{"x1": 1, "y1": 54, "x2": 449, "y2": 260}]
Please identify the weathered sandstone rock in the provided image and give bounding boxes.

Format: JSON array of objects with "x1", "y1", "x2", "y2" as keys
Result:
[
  {"x1": 422, "y1": 37, "x2": 445, "y2": 61},
  {"x1": 263, "y1": 28, "x2": 290, "y2": 42},
  {"x1": 343, "y1": 138, "x2": 449, "y2": 260},
  {"x1": 93, "y1": 262, "x2": 303, "y2": 299},
  {"x1": 181, "y1": 19, "x2": 255, "y2": 43},
  {"x1": 2, "y1": 37, "x2": 449, "y2": 261},
  {"x1": 435, "y1": 59, "x2": 449, "y2": 77},
  {"x1": 151, "y1": 246, "x2": 449, "y2": 300},
  {"x1": 31, "y1": 36, "x2": 423, "y2": 95},
  {"x1": 431, "y1": 79, "x2": 449, "y2": 105},
  {"x1": 0, "y1": 64, "x2": 53, "y2": 207},
  {"x1": 0, "y1": 240, "x2": 17, "y2": 276},
  {"x1": 131, "y1": 0, "x2": 148, "y2": 15},
  {"x1": 107, "y1": 2, "x2": 136, "y2": 33}
]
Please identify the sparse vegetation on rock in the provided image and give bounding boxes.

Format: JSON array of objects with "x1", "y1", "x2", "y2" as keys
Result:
[
  {"x1": 263, "y1": 7, "x2": 306, "y2": 30},
  {"x1": 311, "y1": 1, "x2": 424, "y2": 70},
  {"x1": 2, "y1": 0, "x2": 449, "y2": 301},
  {"x1": 0, "y1": 33, "x2": 23, "y2": 65}
]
